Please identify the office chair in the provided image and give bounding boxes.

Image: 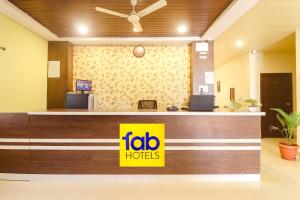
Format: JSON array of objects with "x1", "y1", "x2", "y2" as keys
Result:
[{"x1": 138, "y1": 100, "x2": 158, "y2": 109}]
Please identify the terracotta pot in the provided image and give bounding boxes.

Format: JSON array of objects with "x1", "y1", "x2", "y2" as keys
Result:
[{"x1": 278, "y1": 142, "x2": 299, "y2": 160}]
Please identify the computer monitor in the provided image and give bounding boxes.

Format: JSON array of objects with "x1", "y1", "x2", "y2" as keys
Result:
[
  {"x1": 189, "y1": 95, "x2": 214, "y2": 111},
  {"x1": 65, "y1": 93, "x2": 89, "y2": 109},
  {"x1": 76, "y1": 79, "x2": 92, "y2": 92}
]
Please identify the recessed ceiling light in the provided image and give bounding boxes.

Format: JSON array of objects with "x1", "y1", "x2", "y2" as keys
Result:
[
  {"x1": 177, "y1": 25, "x2": 188, "y2": 33},
  {"x1": 235, "y1": 40, "x2": 244, "y2": 48},
  {"x1": 78, "y1": 25, "x2": 88, "y2": 34}
]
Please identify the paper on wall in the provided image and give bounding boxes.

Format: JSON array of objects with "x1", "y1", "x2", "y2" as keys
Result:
[{"x1": 48, "y1": 61, "x2": 60, "y2": 78}]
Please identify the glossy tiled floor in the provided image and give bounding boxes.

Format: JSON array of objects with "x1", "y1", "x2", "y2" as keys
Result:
[{"x1": 0, "y1": 139, "x2": 299, "y2": 200}]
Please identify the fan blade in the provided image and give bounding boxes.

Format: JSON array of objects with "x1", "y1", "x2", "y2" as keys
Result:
[
  {"x1": 137, "y1": 0, "x2": 167, "y2": 18},
  {"x1": 133, "y1": 21, "x2": 143, "y2": 32},
  {"x1": 95, "y1": 7, "x2": 128, "y2": 18}
]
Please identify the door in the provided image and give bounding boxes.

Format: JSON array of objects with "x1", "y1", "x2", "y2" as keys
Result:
[{"x1": 260, "y1": 73, "x2": 293, "y2": 138}]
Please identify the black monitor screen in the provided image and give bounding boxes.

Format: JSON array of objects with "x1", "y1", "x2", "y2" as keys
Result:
[{"x1": 189, "y1": 95, "x2": 214, "y2": 111}]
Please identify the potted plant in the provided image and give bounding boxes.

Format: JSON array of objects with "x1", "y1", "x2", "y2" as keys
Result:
[
  {"x1": 227, "y1": 98, "x2": 261, "y2": 112},
  {"x1": 270, "y1": 108, "x2": 300, "y2": 160},
  {"x1": 228, "y1": 98, "x2": 247, "y2": 111},
  {"x1": 245, "y1": 98, "x2": 261, "y2": 112}
]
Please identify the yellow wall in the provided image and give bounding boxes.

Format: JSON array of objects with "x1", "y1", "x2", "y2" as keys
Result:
[
  {"x1": 251, "y1": 52, "x2": 296, "y2": 111},
  {"x1": 0, "y1": 14, "x2": 48, "y2": 112},
  {"x1": 73, "y1": 44, "x2": 190, "y2": 110},
  {"x1": 214, "y1": 53, "x2": 250, "y2": 107}
]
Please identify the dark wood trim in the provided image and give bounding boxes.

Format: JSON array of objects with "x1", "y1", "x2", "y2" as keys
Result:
[
  {"x1": 7, "y1": 0, "x2": 234, "y2": 37},
  {"x1": 29, "y1": 115, "x2": 260, "y2": 139},
  {"x1": 0, "y1": 142, "x2": 259, "y2": 147},
  {"x1": 0, "y1": 150, "x2": 30, "y2": 174},
  {"x1": 261, "y1": 73, "x2": 293, "y2": 76},
  {"x1": 29, "y1": 143, "x2": 118, "y2": 146},
  {"x1": 0, "y1": 113, "x2": 261, "y2": 175},
  {"x1": 0, "y1": 113, "x2": 30, "y2": 174},
  {"x1": 29, "y1": 150, "x2": 259, "y2": 174},
  {"x1": 0, "y1": 113, "x2": 30, "y2": 138}
]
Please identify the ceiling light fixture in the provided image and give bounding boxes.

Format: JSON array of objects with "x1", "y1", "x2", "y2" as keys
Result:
[
  {"x1": 133, "y1": 45, "x2": 145, "y2": 58},
  {"x1": 177, "y1": 25, "x2": 188, "y2": 33},
  {"x1": 235, "y1": 40, "x2": 244, "y2": 48},
  {"x1": 78, "y1": 25, "x2": 88, "y2": 34}
]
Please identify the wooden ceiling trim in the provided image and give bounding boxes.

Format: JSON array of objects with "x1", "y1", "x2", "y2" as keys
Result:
[{"x1": 8, "y1": 0, "x2": 234, "y2": 37}]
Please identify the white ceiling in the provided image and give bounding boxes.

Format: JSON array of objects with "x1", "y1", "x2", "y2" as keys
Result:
[{"x1": 214, "y1": 0, "x2": 300, "y2": 66}]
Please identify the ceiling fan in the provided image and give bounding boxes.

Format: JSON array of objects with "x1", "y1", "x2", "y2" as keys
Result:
[{"x1": 95, "y1": 0, "x2": 167, "y2": 33}]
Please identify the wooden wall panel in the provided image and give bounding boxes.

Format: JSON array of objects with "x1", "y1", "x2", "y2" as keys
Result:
[
  {"x1": 47, "y1": 42, "x2": 73, "y2": 109},
  {"x1": 30, "y1": 150, "x2": 259, "y2": 174},
  {"x1": 0, "y1": 113, "x2": 30, "y2": 174},
  {"x1": 29, "y1": 115, "x2": 261, "y2": 139},
  {"x1": 0, "y1": 113, "x2": 29, "y2": 138},
  {"x1": 0, "y1": 113, "x2": 261, "y2": 176},
  {"x1": 0, "y1": 150, "x2": 30, "y2": 174}
]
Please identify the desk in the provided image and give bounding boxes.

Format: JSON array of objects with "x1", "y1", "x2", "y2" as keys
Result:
[{"x1": 0, "y1": 110, "x2": 264, "y2": 181}]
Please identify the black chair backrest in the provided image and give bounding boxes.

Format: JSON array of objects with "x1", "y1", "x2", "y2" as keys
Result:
[{"x1": 138, "y1": 100, "x2": 158, "y2": 109}]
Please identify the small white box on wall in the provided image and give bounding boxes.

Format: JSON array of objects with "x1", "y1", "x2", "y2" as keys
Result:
[{"x1": 196, "y1": 42, "x2": 209, "y2": 52}]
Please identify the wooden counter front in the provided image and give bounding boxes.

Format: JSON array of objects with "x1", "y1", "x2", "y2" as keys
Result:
[{"x1": 0, "y1": 111, "x2": 263, "y2": 181}]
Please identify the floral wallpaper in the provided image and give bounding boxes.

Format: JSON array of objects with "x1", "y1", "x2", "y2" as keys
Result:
[{"x1": 73, "y1": 44, "x2": 190, "y2": 110}]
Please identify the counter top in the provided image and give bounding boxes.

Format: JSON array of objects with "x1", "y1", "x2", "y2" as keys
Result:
[{"x1": 28, "y1": 109, "x2": 265, "y2": 116}]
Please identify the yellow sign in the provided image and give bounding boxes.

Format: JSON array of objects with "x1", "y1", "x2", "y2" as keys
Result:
[{"x1": 119, "y1": 124, "x2": 165, "y2": 167}]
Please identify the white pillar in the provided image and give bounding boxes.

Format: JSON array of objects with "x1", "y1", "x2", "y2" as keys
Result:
[
  {"x1": 249, "y1": 52, "x2": 256, "y2": 99},
  {"x1": 249, "y1": 51, "x2": 263, "y2": 101},
  {"x1": 295, "y1": 30, "x2": 300, "y2": 144}
]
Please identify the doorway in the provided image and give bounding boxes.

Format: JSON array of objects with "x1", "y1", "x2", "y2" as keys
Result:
[{"x1": 260, "y1": 73, "x2": 293, "y2": 138}]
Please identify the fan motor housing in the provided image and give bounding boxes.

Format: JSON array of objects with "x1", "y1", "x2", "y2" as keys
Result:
[{"x1": 128, "y1": 14, "x2": 140, "y2": 23}]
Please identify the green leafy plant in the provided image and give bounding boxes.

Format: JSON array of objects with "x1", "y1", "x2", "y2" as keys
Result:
[
  {"x1": 229, "y1": 98, "x2": 247, "y2": 111},
  {"x1": 244, "y1": 98, "x2": 262, "y2": 107},
  {"x1": 270, "y1": 108, "x2": 300, "y2": 145},
  {"x1": 227, "y1": 98, "x2": 261, "y2": 111}
]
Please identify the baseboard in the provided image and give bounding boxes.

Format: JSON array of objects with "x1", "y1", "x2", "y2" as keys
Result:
[
  {"x1": 0, "y1": 174, "x2": 260, "y2": 182},
  {"x1": 0, "y1": 173, "x2": 29, "y2": 181}
]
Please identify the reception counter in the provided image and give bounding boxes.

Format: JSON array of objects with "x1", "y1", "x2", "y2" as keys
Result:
[{"x1": 0, "y1": 110, "x2": 264, "y2": 181}]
